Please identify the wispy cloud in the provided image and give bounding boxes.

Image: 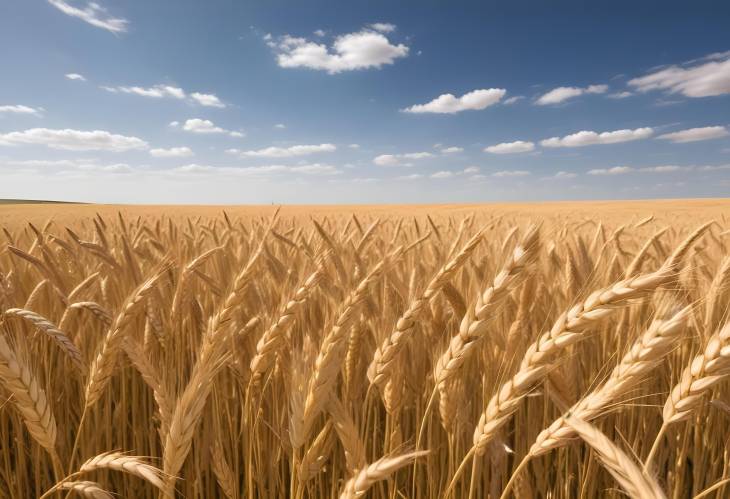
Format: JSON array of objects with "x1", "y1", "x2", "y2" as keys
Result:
[
  {"x1": 373, "y1": 152, "x2": 433, "y2": 166},
  {"x1": 628, "y1": 52, "x2": 730, "y2": 98},
  {"x1": 102, "y1": 84, "x2": 225, "y2": 107},
  {"x1": 0, "y1": 128, "x2": 147, "y2": 151},
  {"x1": 402, "y1": 88, "x2": 506, "y2": 114},
  {"x1": 492, "y1": 170, "x2": 530, "y2": 177},
  {"x1": 535, "y1": 84, "x2": 608, "y2": 105},
  {"x1": 149, "y1": 147, "x2": 194, "y2": 158},
  {"x1": 65, "y1": 73, "x2": 86, "y2": 81},
  {"x1": 587, "y1": 166, "x2": 634, "y2": 175},
  {"x1": 541, "y1": 127, "x2": 653, "y2": 147},
  {"x1": 47, "y1": 0, "x2": 128, "y2": 34},
  {"x1": 229, "y1": 144, "x2": 337, "y2": 158},
  {"x1": 657, "y1": 125, "x2": 729, "y2": 143},
  {"x1": 0, "y1": 105, "x2": 43, "y2": 116}
]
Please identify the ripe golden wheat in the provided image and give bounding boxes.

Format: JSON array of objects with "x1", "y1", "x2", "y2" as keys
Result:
[{"x1": 0, "y1": 205, "x2": 729, "y2": 498}]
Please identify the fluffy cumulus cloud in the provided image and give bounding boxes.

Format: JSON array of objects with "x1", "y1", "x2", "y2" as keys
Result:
[
  {"x1": 269, "y1": 25, "x2": 408, "y2": 74},
  {"x1": 47, "y1": 0, "x2": 128, "y2": 33},
  {"x1": 587, "y1": 166, "x2": 634, "y2": 175},
  {"x1": 536, "y1": 84, "x2": 608, "y2": 105},
  {"x1": 0, "y1": 105, "x2": 43, "y2": 116},
  {"x1": 102, "y1": 84, "x2": 225, "y2": 107},
  {"x1": 402, "y1": 88, "x2": 506, "y2": 114},
  {"x1": 65, "y1": 73, "x2": 86, "y2": 81},
  {"x1": 540, "y1": 127, "x2": 653, "y2": 147},
  {"x1": 628, "y1": 52, "x2": 730, "y2": 98},
  {"x1": 149, "y1": 146, "x2": 194, "y2": 158},
  {"x1": 174, "y1": 119, "x2": 243, "y2": 137},
  {"x1": 190, "y1": 92, "x2": 225, "y2": 108},
  {"x1": 484, "y1": 140, "x2": 535, "y2": 154},
  {"x1": 440, "y1": 146, "x2": 463, "y2": 154},
  {"x1": 231, "y1": 144, "x2": 337, "y2": 158},
  {"x1": 430, "y1": 171, "x2": 454, "y2": 179},
  {"x1": 373, "y1": 152, "x2": 433, "y2": 167},
  {"x1": 657, "y1": 126, "x2": 729, "y2": 143},
  {"x1": 0, "y1": 128, "x2": 148, "y2": 151}
]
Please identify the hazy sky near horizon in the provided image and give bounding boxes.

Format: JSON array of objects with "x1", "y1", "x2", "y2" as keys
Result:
[{"x1": 1, "y1": 0, "x2": 729, "y2": 204}]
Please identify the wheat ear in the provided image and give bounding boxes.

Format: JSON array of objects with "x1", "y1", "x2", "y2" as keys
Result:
[
  {"x1": 530, "y1": 304, "x2": 690, "y2": 458},
  {"x1": 0, "y1": 333, "x2": 61, "y2": 473},
  {"x1": 471, "y1": 263, "x2": 676, "y2": 457},
  {"x1": 367, "y1": 228, "x2": 484, "y2": 389},
  {"x1": 79, "y1": 451, "x2": 167, "y2": 492},
  {"x1": 434, "y1": 225, "x2": 540, "y2": 390},
  {"x1": 296, "y1": 247, "x2": 403, "y2": 448},
  {"x1": 338, "y1": 450, "x2": 430, "y2": 499},
  {"x1": 565, "y1": 416, "x2": 666, "y2": 499},
  {"x1": 55, "y1": 481, "x2": 112, "y2": 499},
  {"x1": 84, "y1": 268, "x2": 168, "y2": 407},
  {"x1": 4, "y1": 308, "x2": 85, "y2": 373}
]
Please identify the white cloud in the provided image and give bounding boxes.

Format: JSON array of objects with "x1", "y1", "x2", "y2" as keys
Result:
[
  {"x1": 177, "y1": 119, "x2": 243, "y2": 137},
  {"x1": 0, "y1": 105, "x2": 43, "y2": 116},
  {"x1": 540, "y1": 127, "x2": 653, "y2": 147},
  {"x1": 149, "y1": 146, "x2": 194, "y2": 158},
  {"x1": 274, "y1": 123, "x2": 286, "y2": 129},
  {"x1": 463, "y1": 166, "x2": 480, "y2": 174},
  {"x1": 441, "y1": 146, "x2": 463, "y2": 154},
  {"x1": 492, "y1": 170, "x2": 530, "y2": 177},
  {"x1": 102, "y1": 84, "x2": 225, "y2": 107},
  {"x1": 484, "y1": 140, "x2": 535, "y2": 154},
  {"x1": 536, "y1": 84, "x2": 608, "y2": 105},
  {"x1": 48, "y1": 0, "x2": 128, "y2": 33},
  {"x1": 65, "y1": 73, "x2": 86, "y2": 81},
  {"x1": 403, "y1": 88, "x2": 506, "y2": 114},
  {"x1": 289, "y1": 163, "x2": 341, "y2": 175},
  {"x1": 190, "y1": 92, "x2": 225, "y2": 108},
  {"x1": 102, "y1": 84, "x2": 186, "y2": 99},
  {"x1": 369, "y1": 23, "x2": 396, "y2": 33},
  {"x1": 313, "y1": 29, "x2": 326, "y2": 37},
  {"x1": 640, "y1": 165, "x2": 684, "y2": 172},
  {"x1": 657, "y1": 126, "x2": 729, "y2": 143},
  {"x1": 373, "y1": 152, "x2": 433, "y2": 166},
  {"x1": 0, "y1": 128, "x2": 147, "y2": 151},
  {"x1": 431, "y1": 171, "x2": 454, "y2": 179},
  {"x1": 396, "y1": 173, "x2": 423, "y2": 180},
  {"x1": 699, "y1": 164, "x2": 730, "y2": 171},
  {"x1": 348, "y1": 143, "x2": 360, "y2": 149},
  {"x1": 552, "y1": 171, "x2": 577, "y2": 178},
  {"x1": 172, "y1": 162, "x2": 342, "y2": 177},
  {"x1": 237, "y1": 143, "x2": 337, "y2": 158},
  {"x1": 609, "y1": 91, "x2": 633, "y2": 99},
  {"x1": 628, "y1": 53, "x2": 730, "y2": 98},
  {"x1": 587, "y1": 166, "x2": 634, "y2": 175},
  {"x1": 503, "y1": 96, "x2": 524, "y2": 105},
  {"x1": 271, "y1": 27, "x2": 408, "y2": 74}
]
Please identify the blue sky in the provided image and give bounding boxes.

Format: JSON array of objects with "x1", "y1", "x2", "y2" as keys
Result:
[{"x1": 0, "y1": 0, "x2": 729, "y2": 204}]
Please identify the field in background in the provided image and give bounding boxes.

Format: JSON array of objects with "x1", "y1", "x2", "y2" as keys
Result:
[{"x1": 0, "y1": 200, "x2": 729, "y2": 498}]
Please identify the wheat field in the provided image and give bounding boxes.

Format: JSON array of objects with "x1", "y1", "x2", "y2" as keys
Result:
[{"x1": 1, "y1": 200, "x2": 729, "y2": 498}]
